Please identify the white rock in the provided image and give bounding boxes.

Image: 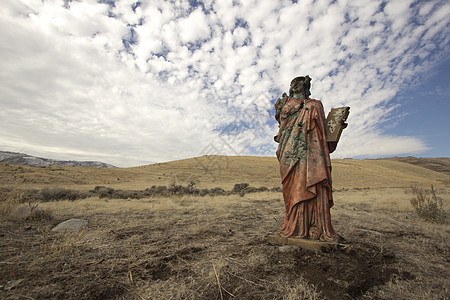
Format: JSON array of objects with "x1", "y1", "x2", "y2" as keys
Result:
[
  {"x1": 51, "y1": 219, "x2": 88, "y2": 232},
  {"x1": 14, "y1": 205, "x2": 44, "y2": 219},
  {"x1": 277, "y1": 245, "x2": 297, "y2": 253}
]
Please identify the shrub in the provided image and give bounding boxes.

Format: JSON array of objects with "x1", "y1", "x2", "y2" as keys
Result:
[
  {"x1": 199, "y1": 189, "x2": 210, "y2": 196},
  {"x1": 146, "y1": 186, "x2": 169, "y2": 196},
  {"x1": 232, "y1": 183, "x2": 249, "y2": 193},
  {"x1": 257, "y1": 186, "x2": 269, "y2": 192},
  {"x1": 40, "y1": 187, "x2": 90, "y2": 202},
  {"x1": 270, "y1": 187, "x2": 283, "y2": 193},
  {"x1": 33, "y1": 183, "x2": 283, "y2": 202},
  {"x1": 113, "y1": 190, "x2": 141, "y2": 199},
  {"x1": 91, "y1": 186, "x2": 115, "y2": 198},
  {"x1": 409, "y1": 185, "x2": 446, "y2": 223},
  {"x1": 209, "y1": 187, "x2": 226, "y2": 196}
]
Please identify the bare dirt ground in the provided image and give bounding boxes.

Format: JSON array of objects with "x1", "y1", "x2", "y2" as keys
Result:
[{"x1": 0, "y1": 157, "x2": 449, "y2": 299}]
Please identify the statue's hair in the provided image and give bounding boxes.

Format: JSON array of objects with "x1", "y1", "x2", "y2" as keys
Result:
[{"x1": 289, "y1": 75, "x2": 312, "y2": 97}]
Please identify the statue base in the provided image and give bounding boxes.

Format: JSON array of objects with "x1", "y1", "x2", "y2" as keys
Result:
[{"x1": 267, "y1": 233, "x2": 339, "y2": 251}]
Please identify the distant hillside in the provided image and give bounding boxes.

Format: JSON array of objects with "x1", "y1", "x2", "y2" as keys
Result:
[
  {"x1": 0, "y1": 151, "x2": 116, "y2": 168},
  {"x1": 379, "y1": 156, "x2": 450, "y2": 175},
  {"x1": 0, "y1": 155, "x2": 449, "y2": 190}
]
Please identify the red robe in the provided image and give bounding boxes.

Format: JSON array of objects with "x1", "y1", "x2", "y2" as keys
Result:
[{"x1": 275, "y1": 96, "x2": 339, "y2": 242}]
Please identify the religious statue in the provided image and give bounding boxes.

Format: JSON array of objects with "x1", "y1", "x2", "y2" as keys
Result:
[{"x1": 273, "y1": 76, "x2": 349, "y2": 244}]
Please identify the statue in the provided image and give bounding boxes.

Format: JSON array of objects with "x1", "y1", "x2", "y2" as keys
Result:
[{"x1": 273, "y1": 76, "x2": 349, "y2": 245}]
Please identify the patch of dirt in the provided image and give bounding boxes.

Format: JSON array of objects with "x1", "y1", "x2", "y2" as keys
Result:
[{"x1": 292, "y1": 244, "x2": 398, "y2": 299}]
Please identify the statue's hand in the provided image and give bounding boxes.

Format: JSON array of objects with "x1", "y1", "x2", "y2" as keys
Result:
[{"x1": 328, "y1": 142, "x2": 337, "y2": 153}]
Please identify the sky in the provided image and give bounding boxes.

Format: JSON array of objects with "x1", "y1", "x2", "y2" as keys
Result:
[{"x1": 0, "y1": 0, "x2": 449, "y2": 167}]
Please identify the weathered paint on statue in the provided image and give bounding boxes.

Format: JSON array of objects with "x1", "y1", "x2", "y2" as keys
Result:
[{"x1": 274, "y1": 76, "x2": 340, "y2": 243}]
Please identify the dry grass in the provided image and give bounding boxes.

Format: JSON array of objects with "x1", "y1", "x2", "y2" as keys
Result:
[
  {"x1": 0, "y1": 156, "x2": 449, "y2": 299},
  {"x1": 408, "y1": 185, "x2": 446, "y2": 223},
  {"x1": 0, "y1": 189, "x2": 23, "y2": 218},
  {"x1": 1, "y1": 156, "x2": 448, "y2": 192}
]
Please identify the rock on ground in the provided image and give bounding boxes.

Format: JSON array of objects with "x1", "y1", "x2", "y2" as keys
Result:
[
  {"x1": 51, "y1": 219, "x2": 88, "y2": 232},
  {"x1": 14, "y1": 205, "x2": 45, "y2": 220}
]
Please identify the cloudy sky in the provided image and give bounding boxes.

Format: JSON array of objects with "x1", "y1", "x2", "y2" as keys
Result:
[{"x1": 0, "y1": 0, "x2": 449, "y2": 167}]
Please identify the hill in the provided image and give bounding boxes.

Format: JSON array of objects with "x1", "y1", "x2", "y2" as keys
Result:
[
  {"x1": 380, "y1": 156, "x2": 450, "y2": 176},
  {"x1": 0, "y1": 155, "x2": 448, "y2": 191},
  {"x1": 0, "y1": 151, "x2": 116, "y2": 168}
]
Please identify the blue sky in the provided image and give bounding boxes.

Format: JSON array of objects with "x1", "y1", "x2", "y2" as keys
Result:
[
  {"x1": 0, "y1": 0, "x2": 449, "y2": 167},
  {"x1": 387, "y1": 57, "x2": 450, "y2": 158}
]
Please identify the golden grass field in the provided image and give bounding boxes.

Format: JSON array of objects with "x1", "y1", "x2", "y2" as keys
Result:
[{"x1": 0, "y1": 156, "x2": 449, "y2": 299}]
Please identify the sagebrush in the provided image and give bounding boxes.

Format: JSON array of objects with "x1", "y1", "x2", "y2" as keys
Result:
[{"x1": 409, "y1": 185, "x2": 446, "y2": 223}]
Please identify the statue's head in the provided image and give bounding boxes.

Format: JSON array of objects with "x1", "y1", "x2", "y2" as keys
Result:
[{"x1": 289, "y1": 75, "x2": 312, "y2": 98}]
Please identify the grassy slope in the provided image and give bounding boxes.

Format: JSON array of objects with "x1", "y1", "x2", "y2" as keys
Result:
[
  {"x1": 0, "y1": 156, "x2": 449, "y2": 191},
  {"x1": 381, "y1": 156, "x2": 450, "y2": 175}
]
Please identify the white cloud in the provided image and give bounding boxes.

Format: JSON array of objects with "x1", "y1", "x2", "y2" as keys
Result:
[
  {"x1": 232, "y1": 27, "x2": 248, "y2": 47},
  {"x1": 0, "y1": 0, "x2": 449, "y2": 166},
  {"x1": 178, "y1": 8, "x2": 210, "y2": 44},
  {"x1": 384, "y1": 0, "x2": 413, "y2": 32},
  {"x1": 212, "y1": 0, "x2": 238, "y2": 31},
  {"x1": 339, "y1": 134, "x2": 429, "y2": 158}
]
